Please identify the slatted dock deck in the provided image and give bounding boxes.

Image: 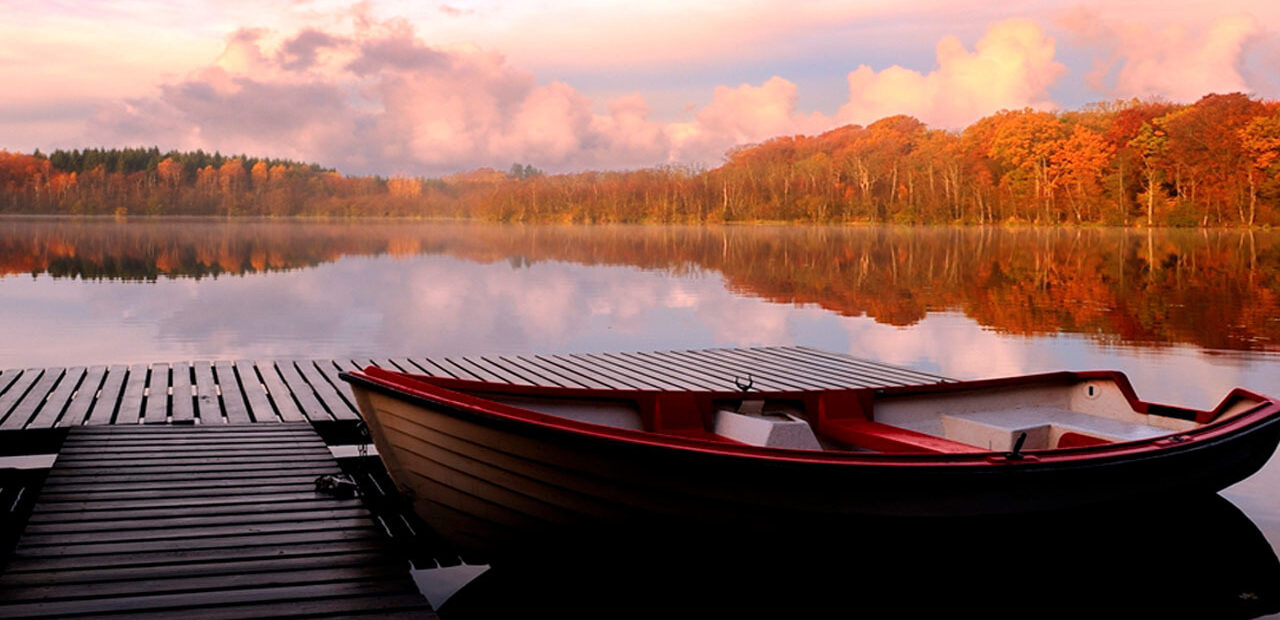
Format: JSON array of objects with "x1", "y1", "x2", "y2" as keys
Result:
[
  {"x1": 0, "y1": 424, "x2": 433, "y2": 618},
  {"x1": 0, "y1": 347, "x2": 949, "y2": 430}
]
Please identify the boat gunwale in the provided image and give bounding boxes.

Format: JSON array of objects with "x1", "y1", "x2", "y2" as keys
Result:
[{"x1": 340, "y1": 368, "x2": 1280, "y2": 470}]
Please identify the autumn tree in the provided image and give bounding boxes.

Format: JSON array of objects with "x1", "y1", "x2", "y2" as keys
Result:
[
  {"x1": 1050, "y1": 125, "x2": 1115, "y2": 222},
  {"x1": 1158, "y1": 93, "x2": 1267, "y2": 225},
  {"x1": 985, "y1": 109, "x2": 1067, "y2": 222},
  {"x1": 1240, "y1": 110, "x2": 1280, "y2": 225},
  {"x1": 1104, "y1": 100, "x2": 1178, "y2": 224}
]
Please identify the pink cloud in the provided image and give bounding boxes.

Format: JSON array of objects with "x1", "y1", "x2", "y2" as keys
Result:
[
  {"x1": 1060, "y1": 11, "x2": 1262, "y2": 101},
  {"x1": 666, "y1": 77, "x2": 833, "y2": 165},
  {"x1": 837, "y1": 19, "x2": 1065, "y2": 129},
  {"x1": 84, "y1": 15, "x2": 770, "y2": 174},
  {"x1": 81, "y1": 14, "x2": 1073, "y2": 175}
]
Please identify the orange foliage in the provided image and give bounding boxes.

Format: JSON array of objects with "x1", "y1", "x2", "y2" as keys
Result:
[{"x1": 3, "y1": 94, "x2": 1280, "y2": 226}]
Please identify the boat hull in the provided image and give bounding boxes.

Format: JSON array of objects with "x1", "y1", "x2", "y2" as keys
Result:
[{"x1": 346, "y1": 373, "x2": 1280, "y2": 558}]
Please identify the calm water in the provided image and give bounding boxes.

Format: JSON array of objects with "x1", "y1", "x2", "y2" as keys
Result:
[{"x1": 3, "y1": 217, "x2": 1280, "y2": 608}]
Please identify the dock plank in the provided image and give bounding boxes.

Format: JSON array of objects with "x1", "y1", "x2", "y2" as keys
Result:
[
  {"x1": 770, "y1": 346, "x2": 935, "y2": 387},
  {"x1": 544, "y1": 354, "x2": 652, "y2": 389},
  {"x1": 0, "y1": 369, "x2": 21, "y2": 401},
  {"x1": 0, "y1": 580, "x2": 424, "y2": 619},
  {"x1": 2, "y1": 539, "x2": 391, "y2": 573},
  {"x1": 459, "y1": 357, "x2": 524, "y2": 384},
  {"x1": 730, "y1": 346, "x2": 880, "y2": 387},
  {"x1": 62, "y1": 431, "x2": 320, "y2": 445},
  {"x1": 3, "y1": 368, "x2": 67, "y2": 429},
  {"x1": 609, "y1": 351, "x2": 730, "y2": 390},
  {"x1": 235, "y1": 360, "x2": 277, "y2": 423},
  {"x1": 2, "y1": 369, "x2": 58, "y2": 429},
  {"x1": 213, "y1": 361, "x2": 252, "y2": 424},
  {"x1": 143, "y1": 363, "x2": 170, "y2": 424},
  {"x1": 300, "y1": 361, "x2": 358, "y2": 420},
  {"x1": 114, "y1": 363, "x2": 149, "y2": 425},
  {"x1": 0, "y1": 563, "x2": 406, "y2": 603},
  {"x1": 169, "y1": 362, "x2": 194, "y2": 423},
  {"x1": 23, "y1": 367, "x2": 86, "y2": 429},
  {"x1": 384, "y1": 358, "x2": 420, "y2": 373},
  {"x1": 654, "y1": 349, "x2": 805, "y2": 391},
  {"x1": 58, "y1": 365, "x2": 107, "y2": 427},
  {"x1": 0, "y1": 549, "x2": 389, "y2": 586},
  {"x1": 83, "y1": 365, "x2": 128, "y2": 426},
  {"x1": 17, "y1": 516, "x2": 377, "y2": 547},
  {"x1": 254, "y1": 361, "x2": 306, "y2": 422},
  {"x1": 482, "y1": 355, "x2": 564, "y2": 385},
  {"x1": 512, "y1": 354, "x2": 608, "y2": 388},
  {"x1": 315, "y1": 361, "x2": 359, "y2": 415},
  {"x1": 577, "y1": 352, "x2": 699, "y2": 390},
  {"x1": 679, "y1": 348, "x2": 827, "y2": 390},
  {"x1": 0, "y1": 369, "x2": 44, "y2": 427},
  {"x1": 789, "y1": 345, "x2": 951, "y2": 384},
  {"x1": 406, "y1": 357, "x2": 459, "y2": 378},
  {"x1": 438, "y1": 357, "x2": 494, "y2": 381},
  {"x1": 191, "y1": 361, "x2": 221, "y2": 424},
  {"x1": 275, "y1": 360, "x2": 331, "y2": 422},
  {"x1": 38, "y1": 466, "x2": 344, "y2": 487},
  {"x1": 33, "y1": 483, "x2": 334, "y2": 505}
]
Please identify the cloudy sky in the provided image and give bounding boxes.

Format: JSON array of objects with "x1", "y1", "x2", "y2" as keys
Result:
[{"x1": 3, "y1": 1, "x2": 1279, "y2": 176}]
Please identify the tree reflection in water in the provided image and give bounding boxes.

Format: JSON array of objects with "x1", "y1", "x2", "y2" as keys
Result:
[{"x1": 2, "y1": 218, "x2": 1277, "y2": 352}]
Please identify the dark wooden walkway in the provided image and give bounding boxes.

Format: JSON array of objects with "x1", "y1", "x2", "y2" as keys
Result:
[
  {"x1": 0, "y1": 347, "x2": 949, "y2": 430},
  {"x1": 0, "y1": 424, "x2": 433, "y2": 618}
]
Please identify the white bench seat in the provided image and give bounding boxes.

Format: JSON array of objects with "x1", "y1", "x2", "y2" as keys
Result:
[{"x1": 940, "y1": 407, "x2": 1173, "y2": 451}]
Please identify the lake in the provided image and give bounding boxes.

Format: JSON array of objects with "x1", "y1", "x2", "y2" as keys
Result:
[
  {"x1": 4, "y1": 218, "x2": 1276, "y2": 405},
  {"x1": 3, "y1": 217, "x2": 1280, "y2": 609}
]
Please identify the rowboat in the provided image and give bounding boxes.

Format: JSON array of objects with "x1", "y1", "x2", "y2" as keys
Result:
[{"x1": 339, "y1": 367, "x2": 1280, "y2": 557}]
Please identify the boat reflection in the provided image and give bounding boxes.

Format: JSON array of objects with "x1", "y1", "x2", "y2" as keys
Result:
[{"x1": 437, "y1": 494, "x2": 1280, "y2": 619}]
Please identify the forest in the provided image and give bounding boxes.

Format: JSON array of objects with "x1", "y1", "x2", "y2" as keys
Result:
[{"x1": 2, "y1": 93, "x2": 1280, "y2": 226}]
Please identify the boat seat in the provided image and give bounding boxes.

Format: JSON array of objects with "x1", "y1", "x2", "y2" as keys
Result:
[
  {"x1": 712, "y1": 407, "x2": 824, "y2": 450},
  {"x1": 941, "y1": 407, "x2": 1173, "y2": 451},
  {"x1": 820, "y1": 418, "x2": 977, "y2": 454}
]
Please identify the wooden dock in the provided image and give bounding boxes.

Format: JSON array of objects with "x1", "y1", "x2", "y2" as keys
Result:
[
  {"x1": 0, "y1": 424, "x2": 433, "y2": 618},
  {"x1": 0, "y1": 347, "x2": 948, "y2": 430},
  {"x1": 0, "y1": 346, "x2": 948, "y2": 616}
]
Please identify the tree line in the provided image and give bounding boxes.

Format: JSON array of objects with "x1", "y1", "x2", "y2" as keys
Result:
[{"x1": 2, "y1": 92, "x2": 1279, "y2": 226}]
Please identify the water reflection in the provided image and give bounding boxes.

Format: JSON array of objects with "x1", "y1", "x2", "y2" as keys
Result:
[
  {"x1": 2, "y1": 219, "x2": 1278, "y2": 408},
  {"x1": 437, "y1": 494, "x2": 1280, "y2": 619},
  {"x1": 2, "y1": 218, "x2": 1278, "y2": 352}
]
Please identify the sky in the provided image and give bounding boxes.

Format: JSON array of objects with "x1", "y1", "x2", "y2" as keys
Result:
[{"x1": 3, "y1": 0, "x2": 1280, "y2": 176}]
